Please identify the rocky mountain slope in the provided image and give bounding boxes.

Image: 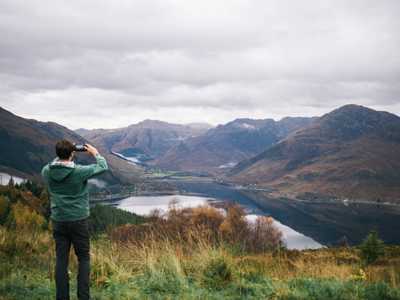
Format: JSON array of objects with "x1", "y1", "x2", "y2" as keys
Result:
[
  {"x1": 229, "y1": 105, "x2": 400, "y2": 202},
  {"x1": 77, "y1": 120, "x2": 212, "y2": 162},
  {"x1": 153, "y1": 117, "x2": 316, "y2": 174}
]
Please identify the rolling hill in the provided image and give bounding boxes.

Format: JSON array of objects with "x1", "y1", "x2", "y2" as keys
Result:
[{"x1": 0, "y1": 107, "x2": 143, "y2": 183}]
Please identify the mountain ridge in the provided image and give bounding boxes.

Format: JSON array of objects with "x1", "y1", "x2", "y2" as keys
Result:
[
  {"x1": 229, "y1": 104, "x2": 400, "y2": 202},
  {"x1": 0, "y1": 106, "x2": 143, "y2": 183},
  {"x1": 77, "y1": 119, "x2": 212, "y2": 161},
  {"x1": 153, "y1": 116, "x2": 317, "y2": 174}
]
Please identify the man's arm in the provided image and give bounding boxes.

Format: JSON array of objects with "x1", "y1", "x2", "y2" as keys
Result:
[{"x1": 77, "y1": 144, "x2": 108, "y2": 181}]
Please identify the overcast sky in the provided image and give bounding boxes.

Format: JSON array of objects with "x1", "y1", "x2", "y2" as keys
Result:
[{"x1": 0, "y1": 0, "x2": 399, "y2": 129}]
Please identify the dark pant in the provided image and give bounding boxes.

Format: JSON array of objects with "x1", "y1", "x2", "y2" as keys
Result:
[{"x1": 52, "y1": 218, "x2": 90, "y2": 300}]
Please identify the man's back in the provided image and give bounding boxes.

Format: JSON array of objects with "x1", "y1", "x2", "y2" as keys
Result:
[
  {"x1": 42, "y1": 153, "x2": 108, "y2": 221},
  {"x1": 42, "y1": 140, "x2": 108, "y2": 300}
]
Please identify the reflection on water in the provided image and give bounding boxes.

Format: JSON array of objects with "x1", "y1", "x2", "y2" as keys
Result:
[
  {"x1": 246, "y1": 214, "x2": 321, "y2": 250},
  {"x1": 116, "y1": 180, "x2": 400, "y2": 248},
  {"x1": 118, "y1": 195, "x2": 212, "y2": 215},
  {"x1": 117, "y1": 194, "x2": 322, "y2": 250},
  {"x1": 166, "y1": 180, "x2": 400, "y2": 246}
]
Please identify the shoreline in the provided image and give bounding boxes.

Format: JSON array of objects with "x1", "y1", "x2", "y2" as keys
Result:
[{"x1": 155, "y1": 177, "x2": 400, "y2": 207}]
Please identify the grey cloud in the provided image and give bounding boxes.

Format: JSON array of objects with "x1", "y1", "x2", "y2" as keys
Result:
[{"x1": 0, "y1": 0, "x2": 399, "y2": 129}]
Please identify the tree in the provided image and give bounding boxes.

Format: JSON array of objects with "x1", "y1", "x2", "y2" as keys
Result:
[
  {"x1": 7, "y1": 177, "x2": 15, "y2": 188},
  {"x1": 359, "y1": 230, "x2": 385, "y2": 265}
]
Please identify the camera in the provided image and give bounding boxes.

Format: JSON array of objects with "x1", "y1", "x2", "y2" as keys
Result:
[{"x1": 74, "y1": 144, "x2": 87, "y2": 152}]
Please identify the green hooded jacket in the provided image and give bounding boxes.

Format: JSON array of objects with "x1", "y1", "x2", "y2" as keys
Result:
[{"x1": 41, "y1": 154, "x2": 108, "y2": 221}]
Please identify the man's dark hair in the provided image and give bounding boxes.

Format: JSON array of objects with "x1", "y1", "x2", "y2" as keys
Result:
[{"x1": 56, "y1": 139, "x2": 75, "y2": 159}]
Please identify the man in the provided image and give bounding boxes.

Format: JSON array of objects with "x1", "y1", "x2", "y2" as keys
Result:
[{"x1": 42, "y1": 140, "x2": 108, "y2": 300}]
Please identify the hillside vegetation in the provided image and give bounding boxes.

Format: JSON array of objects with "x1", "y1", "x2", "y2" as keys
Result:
[
  {"x1": 0, "y1": 183, "x2": 400, "y2": 299},
  {"x1": 0, "y1": 106, "x2": 143, "y2": 184}
]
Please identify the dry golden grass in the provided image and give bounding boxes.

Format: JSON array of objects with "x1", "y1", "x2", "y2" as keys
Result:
[
  {"x1": 2, "y1": 219, "x2": 400, "y2": 290},
  {"x1": 1, "y1": 203, "x2": 400, "y2": 300}
]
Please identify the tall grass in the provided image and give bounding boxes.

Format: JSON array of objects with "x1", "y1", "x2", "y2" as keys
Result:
[{"x1": 1, "y1": 200, "x2": 400, "y2": 299}]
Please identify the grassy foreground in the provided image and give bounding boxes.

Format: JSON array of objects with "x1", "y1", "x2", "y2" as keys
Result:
[
  {"x1": 1, "y1": 225, "x2": 400, "y2": 300},
  {"x1": 0, "y1": 183, "x2": 400, "y2": 299}
]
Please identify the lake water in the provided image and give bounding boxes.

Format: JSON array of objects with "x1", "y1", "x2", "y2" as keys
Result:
[
  {"x1": 171, "y1": 180, "x2": 400, "y2": 246},
  {"x1": 0, "y1": 172, "x2": 26, "y2": 185},
  {"x1": 118, "y1": 194, "x2": 214, "y2": 215},
  {"x1": 116, "y1": 180, "x2": 400, "y2": 249},
  {"x1": 117, "y1": 193, "x2": 322, "y2": 250}
]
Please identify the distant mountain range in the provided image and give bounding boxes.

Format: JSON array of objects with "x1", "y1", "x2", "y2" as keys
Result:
[
  {"x1": 153, "y1": 117, "x2": 316, "y2": 174},
  {"x1": 2, "y1": 104, "x2": 400, "y2": 203},
  {"x1": 229, "y1": 105, "x2": 400, "y2": 202},
  {"x1": 76, "y1": 120, "x2": 213, "y2": 162},
  {"x1": 0, "y1": 107, "x2": 143, "y2": 183}
]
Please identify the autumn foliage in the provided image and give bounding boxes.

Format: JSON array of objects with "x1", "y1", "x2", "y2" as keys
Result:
[{"x1": 110, "y1": 202, "x2": 283, "y2": 253}]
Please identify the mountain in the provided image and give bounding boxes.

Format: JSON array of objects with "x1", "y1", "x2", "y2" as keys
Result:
[
  {"x1": 229, "y1": 105, "x2": 400, "y2": 202},
  {"x1": 0, "y1": 107, "x2": 143, "y2": 183},
  {"x1": 77, "y1": 120, "x2": 212, "y2": 162},
  {"x1": 153, "y1": 117, "x2": 316, "y2": 174}
]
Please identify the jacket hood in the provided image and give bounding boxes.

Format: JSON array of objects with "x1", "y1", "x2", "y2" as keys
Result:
[{"x1": 49, "y1": 159, "x2": 75, "y2": 182}]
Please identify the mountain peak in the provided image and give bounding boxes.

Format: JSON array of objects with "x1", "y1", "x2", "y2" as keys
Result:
[
  {"x1": 324, "y1": 104, "x2": 375, "y2": 117},
  {"x1": 138, "y1": 119, "x2": 168, "y2": 126},
  {"x1": 318, "y1": 104, "x2": 400, "y2": 140},
  {"x1": 229, "y1": 105, "x2": 400, "y2": 203}
]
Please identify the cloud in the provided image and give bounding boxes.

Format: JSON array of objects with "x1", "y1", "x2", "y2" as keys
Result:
[{"x1": 0, "y1": 0, "x2": 399, "y2": 129}]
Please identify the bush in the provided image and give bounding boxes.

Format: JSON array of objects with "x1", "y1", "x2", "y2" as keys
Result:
[
  {"x1": 247, "y1": 216, "x2": 283, "y2": 252},
  {"x1": 359, "y1": 230, "x2": 385, "y2": 265},
  {"x1": 202, "y1": 255, "x2": 232, "y2": 290},
  {"x1": 110, "y1": 204, "x2": 283, "y2": 254},
  {"x1": 219, "y1": 205, "x2": 249, "y2": 248},
  {"x1": 10, "y1": 201, "x2": 46, "y2": 231},
  {"x1": 89, "y1": 204, "x2": 145, "y2": 235}
]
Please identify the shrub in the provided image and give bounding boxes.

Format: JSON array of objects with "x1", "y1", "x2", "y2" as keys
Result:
[
  {"x1": 10, "y1": 201, "x2": 46, "y2": 231},
  {"x1": 202, "y1": 255, "x2": 233, "y2": 290},
  {"x1": 359, "y1": 230, "x2": 385, "y2": 265},
  {"x1": 89, "y1": 204, "x2": 145, "y2": 235},
  {"x1": 110, "y1": 204, "x2": 283, "y2": 254},
  {"x1": 219, "y1": 205, "x2": 249, "y2": 248},
  {"x1": 247, "y1": 216, "x2": 283, "y2": 252}
]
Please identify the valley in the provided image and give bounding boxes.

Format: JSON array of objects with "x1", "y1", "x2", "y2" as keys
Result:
[{"x1": 2, "y1": 104, "x2": 400, "y2": 247}]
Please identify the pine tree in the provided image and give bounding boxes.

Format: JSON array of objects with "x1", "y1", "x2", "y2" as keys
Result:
[
  {"x1": 7, "y1": 177, "x2": 15, "y2": 188},
  {"x1": 359, "y1": 230, "x2": 385, "y2": 265}
]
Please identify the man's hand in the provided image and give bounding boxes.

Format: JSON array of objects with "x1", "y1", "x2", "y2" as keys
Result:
[{"x1": 84, "y1": 144, "x2": 99, "y2": 156}]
